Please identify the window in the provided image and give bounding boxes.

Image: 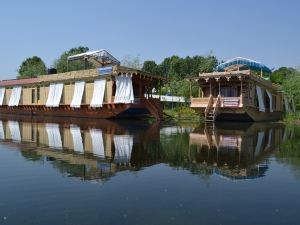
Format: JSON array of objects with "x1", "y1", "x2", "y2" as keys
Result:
[{"x1": 32, "y1": 89, "x2": 36, "y2": 103}]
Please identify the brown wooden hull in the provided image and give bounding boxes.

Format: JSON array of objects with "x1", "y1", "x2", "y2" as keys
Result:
[
  {"x1": 0, "y1": 103, "x2": 152, "y2": 120},
  {"x1": 195, "y1": 106, "x2": 283, "y2": 122}
]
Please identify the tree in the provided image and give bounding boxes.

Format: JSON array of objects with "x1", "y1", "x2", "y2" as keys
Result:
[
  {"x1": 18, "y1": 56, "x2": 47, "y2": 78},
  {"x1": 54, "y1": 46, "x2": 90, "y2": 73},
  {"x1": 271, "y1": 67, "x2": 295, "y2": 84},
  {"x1": 282, "y1": 70, "x2": 300, "y2": 109},
  {"x1": 121, "y1": 55, "x2": 142, "y2": 69},
  {"x1": 142, "y1": 60, "x2": 158, "y2": 74},
  {"x1": 141, "y1": 54, "x2": 218, "y2": 98}
]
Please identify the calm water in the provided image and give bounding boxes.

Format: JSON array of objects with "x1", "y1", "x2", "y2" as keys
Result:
[{"x1": 0, "y1": 117, "x2": 300, "y2": 225}]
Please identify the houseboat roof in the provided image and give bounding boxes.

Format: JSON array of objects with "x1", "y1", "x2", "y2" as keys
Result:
[
  {"x1": 0, "y1": 77, "x2": 40, "y2": 87},
  {"x1": 189, "y1": 70, "x2": 281, "y2": 91},
  {"x1": 216, "y1": 57, "x2": 272, "y2": 73},
  {"x1": 67, "y1": 49, "x2": 120, "y2": 65},
  {"x1": 0, "y1": 65, "x2": 165, "y2": 87}
]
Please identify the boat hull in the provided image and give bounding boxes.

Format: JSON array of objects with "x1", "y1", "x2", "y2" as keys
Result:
[{"x1": 0, "y1": 103, "x2": 152, "y2": 120}]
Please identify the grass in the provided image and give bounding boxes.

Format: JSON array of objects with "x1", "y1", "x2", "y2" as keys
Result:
[
  {"x1": 163, "y1": 106, "x2": 204, "y2": 123},
  {"x1": 283, "y1": 112, "x2": 300, "y2": 125}
]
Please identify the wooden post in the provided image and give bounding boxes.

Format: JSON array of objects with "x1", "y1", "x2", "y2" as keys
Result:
[
  {"x1": 218, "y1": 78, "x2": 220, "y2": 95},
  {"x1": 189, "y1": 79, "x2": 192, "y2": 98},
  {"x1": 209, "y1": 79, "x2": 212, "y2": 96}
]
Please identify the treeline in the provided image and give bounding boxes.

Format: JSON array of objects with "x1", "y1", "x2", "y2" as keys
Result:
[
  {"x1": 18, "y1": 46, "x2": 93, "y2": 79},
  {"x1": 17, "y1": 46, "x2": 300, "y2": 108}
]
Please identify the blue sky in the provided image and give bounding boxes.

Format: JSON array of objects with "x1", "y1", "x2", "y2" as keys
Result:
[{"x1": 0, "y1": 0, "x2": 299, "y2": 79}]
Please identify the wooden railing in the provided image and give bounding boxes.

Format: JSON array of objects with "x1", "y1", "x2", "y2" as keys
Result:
[
  {"x1": 190, "y1": 97, "x2": 211, "y2": 107},
  {"x1": 204, "y1": 95, "x2": 214, "y2": 120},
  {"x1": 213, "y1": 95, "x2": 221, "y2": 120},
  {"x1": 221, "y1": 97, "x2": 241, "y2": 107}
]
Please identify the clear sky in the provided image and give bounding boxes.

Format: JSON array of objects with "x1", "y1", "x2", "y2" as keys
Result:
[{"x1": 0, "y1": 0, "x2": 299, "y2": 79}]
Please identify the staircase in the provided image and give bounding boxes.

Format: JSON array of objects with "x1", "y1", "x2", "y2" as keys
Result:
[{"x1": 204, "y1": 95, "x2": 221, "y2": 122}]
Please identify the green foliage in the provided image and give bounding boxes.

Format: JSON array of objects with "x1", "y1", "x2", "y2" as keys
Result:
[
  {"x1": 282, "y1": 70, "x2": 300, "y2": 109},
  {"x1": 142, "y1": 60, "x2": 158, "y2": 74},
  {"x1": 121, "y1": 55, "x2": 142, "y2": 69},
  {"x1": 18, "y1": 56, "x2": 47, "y2": 78},
  {"x1": 142, "y1": 55, "x2": 218, "y2": 98},
  {"x1": 164, "y1": 106, "x2": 203, "y2": 122},
  {"x1": 271, "y1": 67, "x2": 295, "y2": 84},
  {"x1": 54, "y1": 46, "x2": 90, "y2": 73}
]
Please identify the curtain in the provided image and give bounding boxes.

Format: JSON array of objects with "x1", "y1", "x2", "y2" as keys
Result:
[
  {"x1": 256, "y1": 85, "x2": 265, "y2": 112},
  {"x1": 46, "y1": 83, "x2": 63, "y2": 107},
  {"x1": 114, "y1": 76, "x2": 134, "y2": 103},
  {"x1": 8, "y1": 121, "x2": 21, "y2": 142},
  {"x1": 0, "y1": 87, "x2": 5, "y2": 106},
  {"x1": 70, "y1": 81, "x2": 85, "y2": 108},
  {"x1": 8, "y1": 86, "x2": 22, "y2": 106},
  {"x1": 0, "y1": 121, "x2": 5, "y2": 140},
  {"x1": 46, "y1": 123, "x2": 62, "y2": 149},
  {"x1": 266, "y1": 90, "x2": 273, "y2": 112},
  {"x1": 90, "y1": 129, "x2": 105, "y2": 158},
  {"x1": 90, "y1": 79, "x2": 106, "y2": 107},
  {"x1": 70, "y1": 125, "x2": 84, "y2": 153},
  {"x1": 113, "y1": 135, "x2": 133, "y2": 164}
]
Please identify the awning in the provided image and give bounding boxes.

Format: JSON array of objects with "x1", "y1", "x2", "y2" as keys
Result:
[
  {"x1": 70, "y1": 81, "x2": 85, "y2": 108},
  {"x1": 256, "y1": 85, "x2": 265, "y2": 112},
  {"x1": 216, "y1": 57, "x2": 272, "y2": 73},
  {"x1": 90, "y1": 79, "x2": 106, "y2": 107},
  {"x1": 0, "y1": 88, "x2": 5, "y2": 106},
  {"x1": 46, "y1": 83, "x2": 63, "y2": 107},
  {"x1": 8, "y1": 86, "x2": 22, "y2": 106}
]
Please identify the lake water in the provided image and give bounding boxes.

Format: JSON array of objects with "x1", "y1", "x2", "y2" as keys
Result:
[{"x1": 1, "y1": 117, "x2": 300, "y2": 225}]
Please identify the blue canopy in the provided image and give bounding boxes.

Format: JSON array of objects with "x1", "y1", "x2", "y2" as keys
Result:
[{"x1": 216, "y1": 57, "x2": 272, "y2": 73}]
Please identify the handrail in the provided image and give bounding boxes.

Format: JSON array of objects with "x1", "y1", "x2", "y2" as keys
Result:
[
  {"x1": 213, "y1": 95, "x2": 221, "y2": 120},
  {"x1": 204, "y1": 95, "x2": 214, "y2": 120}
]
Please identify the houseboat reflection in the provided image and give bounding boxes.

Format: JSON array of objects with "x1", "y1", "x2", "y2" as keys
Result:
[
  {"x1": 0, "y1": 117, "x2": 292, "y2": 182},
  {"x1": 189, "y1": 123, "x2": 293, "y2": 180}
]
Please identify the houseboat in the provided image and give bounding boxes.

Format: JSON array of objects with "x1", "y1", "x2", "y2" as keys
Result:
[
  {"x1": 0, "y1": 50, "x2": 164, "y2": 120},
  {"x1": 190, "y1": 57, "x2": 291, "y2": 122}
]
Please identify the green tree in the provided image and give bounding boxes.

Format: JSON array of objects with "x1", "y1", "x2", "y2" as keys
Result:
[
  {"x1": 142, "y1": 60, "x2": 158, "y2": 74},
  {"x1": 142, "y1": 54, "x2": 218, "y2": 98},
  {"x1": 18, "y1": 56, "x2": 47, "y2": 78},
  {"x1": 54, "y1": 46, "x2": 90, "y2": 73},
  {"x1": 271, "y1": 67, "x2": 295, "y2": 84},
  {"x1": 282, "y1": 70, "x2": 300, "y2": 109},
  {"x1": 121, "y1": 55, "x2": 142, "y2": 69}
]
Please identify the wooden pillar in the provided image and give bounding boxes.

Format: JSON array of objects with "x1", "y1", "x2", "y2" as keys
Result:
[
  {"x1": 189, "y1": 79, "x2": 192, "y2": 98},
  {"x1": 218, "y1": 78, "x2": 220, "y2": 96},
  {"x1": 209, "y1": 79, "x2": 212, "y2": 96}
]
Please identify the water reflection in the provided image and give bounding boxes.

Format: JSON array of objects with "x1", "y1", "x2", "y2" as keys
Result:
[
  {"x1": 0, "y1": 116, "x2": 293, "y2": 182},
  {"x1": 189, "y1": 123, "x2": 293, "y2": 180}
]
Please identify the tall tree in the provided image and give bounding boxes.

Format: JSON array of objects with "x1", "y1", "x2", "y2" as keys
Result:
[
  {"x1": 283, "y1": 70, "x2": 300, "y2": 109},
  {"x1": 54, "y1": 46, "x2": 90, "y2": 73},
  {"x1": 271, "y1": 67, "x2": 295, "y2": 84},
  {"x1": 121, "y1": 55, "x2": 142, "y2": 69},
  {"x1": 18, "y1": 56, "x2": 47, "y2": 78}
]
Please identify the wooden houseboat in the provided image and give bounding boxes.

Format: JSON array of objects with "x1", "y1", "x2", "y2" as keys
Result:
[
  {"x1": 190, "y1": 57, "x2": 290, "y2": 122},
  {"x1": 0, "y1": 50, "x2": 164, "y2": 120}
]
